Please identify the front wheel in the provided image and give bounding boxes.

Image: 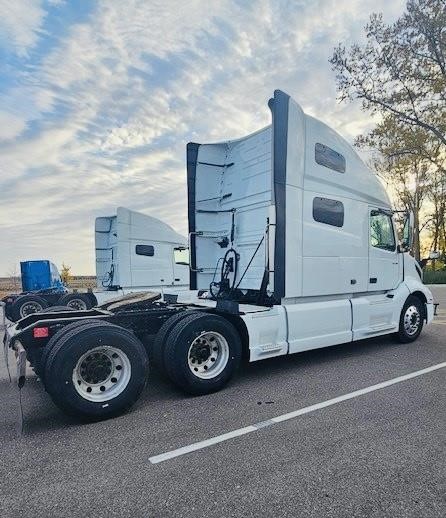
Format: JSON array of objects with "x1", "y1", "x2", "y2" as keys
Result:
[
  {"x1": 395, "y1": 295, "x2": 424, "y2": 343},
  {"x1": 163, "y1": 313, "x2": 242, "y2": 395},
  {"x1": 44, "y1": 321, "x2": 148, "y2": 420}
]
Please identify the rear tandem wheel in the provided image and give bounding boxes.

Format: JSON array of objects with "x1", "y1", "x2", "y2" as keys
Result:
[
  {"x1": 57, "y1": 293, "x2": 95, "y2": 311},
  {"x1": 42, "y1": 320, "x2": 148, "y2": 420},
  {"x1": 10, "y1": 294, "x2": 49, "y2": 321},
  {"x1": 163, "y1": 312, "x2": 242, "y2": 395},
  {"x1": 151, "y1": 310, "x2": 191, "y2": 375}
]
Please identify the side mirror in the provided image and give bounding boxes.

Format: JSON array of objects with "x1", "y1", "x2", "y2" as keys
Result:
[
  {"x1": 429, "y1": 251, "x2": 440, "y2": 260},
  {"x1": 400, "y1": 211, "x2": 414, "y2": 252}
]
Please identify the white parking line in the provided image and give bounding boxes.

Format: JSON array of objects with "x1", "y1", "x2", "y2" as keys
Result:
[{"x1": 149, "y1": 362, "x2": 446, "y2": 464}]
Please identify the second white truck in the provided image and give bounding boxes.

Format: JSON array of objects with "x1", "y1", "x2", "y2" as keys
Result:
[
  {"x1": 94, "y1": 206, "x2": 189, "y2": 303},
  {"x1": 3, "y1": 207, "x2": 189, "y2": 319}
]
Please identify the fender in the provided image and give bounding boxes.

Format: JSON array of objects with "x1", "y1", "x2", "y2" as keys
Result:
[
  {"x1": 402, "y1": 253, "x2": 434, "y2": 323},
  {"x1": 404, "y1": 278, "x2": 434, "y2": 305}
]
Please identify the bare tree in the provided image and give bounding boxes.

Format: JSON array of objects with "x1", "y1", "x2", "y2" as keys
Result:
[
  {"x1": 331, "y1": 0, "x2": 446, "y2": 263},
  {"x1": 6, "y1": 264, "x2": 21, "y2": 291},
  {"x1": 356, "y1": 116, "x2": 445, "y2": 260},
  {"x1": 331, "y1": 0, "x2": 446, "y2": 147}
]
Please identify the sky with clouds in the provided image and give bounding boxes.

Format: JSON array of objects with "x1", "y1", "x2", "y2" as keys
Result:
[{"x1": 0, "y1": 0, "x2": 406, "y2": 276}]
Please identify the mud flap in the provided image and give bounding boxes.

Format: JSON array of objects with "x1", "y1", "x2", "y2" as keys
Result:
[{"x1": 14, "y1": 343, "x2": 27, "y2": 435}]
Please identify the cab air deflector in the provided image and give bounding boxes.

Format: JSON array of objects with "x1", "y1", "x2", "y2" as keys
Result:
[{"x1": 270, "y1": 89, "x2": 290, "y2": 300}]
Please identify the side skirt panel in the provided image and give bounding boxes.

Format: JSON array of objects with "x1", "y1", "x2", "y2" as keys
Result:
[
  {"x1": 351, "y1": 283, "x2": 410, "y2": 340},
  {"x1": 286, "y1": 299, "x2": 352, "y2": 354}
]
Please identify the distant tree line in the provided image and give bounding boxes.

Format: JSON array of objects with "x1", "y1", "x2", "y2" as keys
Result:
[{"x1": 331, "y1": 0, "x2": 445, "y2": 264}]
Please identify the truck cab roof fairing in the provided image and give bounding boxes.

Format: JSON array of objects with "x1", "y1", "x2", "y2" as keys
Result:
[{"x1": 186, "y1": 127, "x2": 276, "y2": 300}]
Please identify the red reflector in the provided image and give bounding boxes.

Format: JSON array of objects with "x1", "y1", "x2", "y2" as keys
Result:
[{"x1": 33, "y1": 327, "x2": 49, "y2": 338}]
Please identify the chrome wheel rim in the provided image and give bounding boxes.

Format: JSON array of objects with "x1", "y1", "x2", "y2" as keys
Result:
[
  {"x1": 404, "y1": 305, "x2": 421, "y2": 336},
  {"x1": 187, "y1": 331, "x2": 229, "y2": 379},
  {"x1": 20, "y1": 301, "x2": 43, "y2": 318},
  {"x1": 67, "y1": 298, "x2": 88, "y2": 310},
  {"x1": 72, "y1": 346, "x2": 131, "y2": 402}
]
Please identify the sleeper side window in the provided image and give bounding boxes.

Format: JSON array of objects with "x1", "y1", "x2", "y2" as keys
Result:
[
  {"x1": 135, "y1": 244, "x2": 155, "y2": 256},
  {"x1": 315, "y1": 143, "x2": 346, "y2": 173},
  {"x1": 370, "y1": 211, "x2": 396, "y2": 251},
  {"x1": 313, "y1": 197, "x2": 344, "y2": 227}
]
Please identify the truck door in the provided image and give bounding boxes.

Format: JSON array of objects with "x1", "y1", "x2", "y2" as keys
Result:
[{"x1": 368, "y1": 208, "x2": 400, "y2": 291}]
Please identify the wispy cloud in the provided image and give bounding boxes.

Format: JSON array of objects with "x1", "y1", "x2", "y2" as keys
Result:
[
  {"x1": 0, "y1": 0, "x2": 406, "y2": 274},
  {"x1": 0, "y1": 0, "x2": 46, "y2": 57}
]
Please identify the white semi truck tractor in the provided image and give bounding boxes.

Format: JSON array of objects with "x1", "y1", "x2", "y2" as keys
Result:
[
  {"x1": 3, "y1": 90, "x2": 434, "y2": 421},
  {"x1": 94, "y1": 206, "x2": 189, "y2": 303},
  {"x1": 3, "y1": 207, "x2": 189, "y2": 320}
]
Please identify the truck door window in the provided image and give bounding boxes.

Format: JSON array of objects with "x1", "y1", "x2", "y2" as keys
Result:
[
  {"x1": 174, "y1": 247, "x2": 189, "y2": 265},
  {"x1": 370, "y1": 212, "x2": 396, "y2": 251}
]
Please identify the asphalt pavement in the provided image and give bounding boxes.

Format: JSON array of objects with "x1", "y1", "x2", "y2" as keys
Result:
[{"x1": 0, "y1": 286, "x2": 445, "y2": 518}]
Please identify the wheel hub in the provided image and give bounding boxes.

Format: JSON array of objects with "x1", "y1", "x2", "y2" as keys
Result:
[
  {"x1": 68, "y1": 299, "x2": 87, "y2": 310},
  {"x1": 80, "y1": 353, "x2": 112, "y2": 384},
  {"x1": 20, "y1": 302, "x2": 43, "y2": 317},
  {"x1": 72, "y1": 346, "x2": 131, "y2": 402},
  {"x1": 191, "y1": 343, "x2": 211, "y2": 362},
  {"x1": 187, "y1": 332, "x2": 229, "y2": 379},
  {"x1": 404, "y1": 305, "x2": 421, "y2": 336}
]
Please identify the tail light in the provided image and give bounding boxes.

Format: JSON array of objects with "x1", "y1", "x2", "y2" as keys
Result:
[{"x1": 33, "y1": 327, "x2": 49, "y2": 338}]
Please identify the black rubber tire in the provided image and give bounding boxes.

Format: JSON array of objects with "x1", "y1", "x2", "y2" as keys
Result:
[
  {"x1": 38, "y1": 305, "x2": 75, "y2": 313},
  {"x1": 10, "y1": 294, "x2": 49, "y2": 321},
  {"x1": 57, "y1": 293, "x2": 93, "y2": 311},
  {"x1": 38, "y1": 320, "x2": 106, "y2": 382},
  {"x1": 3, "y1": 294, "x2": 18, "y2": 321},
  {"x1": 395, "y1": 295, "x2": 425, "y2": 343},
  {"x1": 163, "y1": 312, "x2": 242, "y2": 395},
  {"x1": 44, "y1": 321, "x2": 148, "y2": 421},
  {"x1": 151, "y1": 311, "x2": 191, "y2": 374}
]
